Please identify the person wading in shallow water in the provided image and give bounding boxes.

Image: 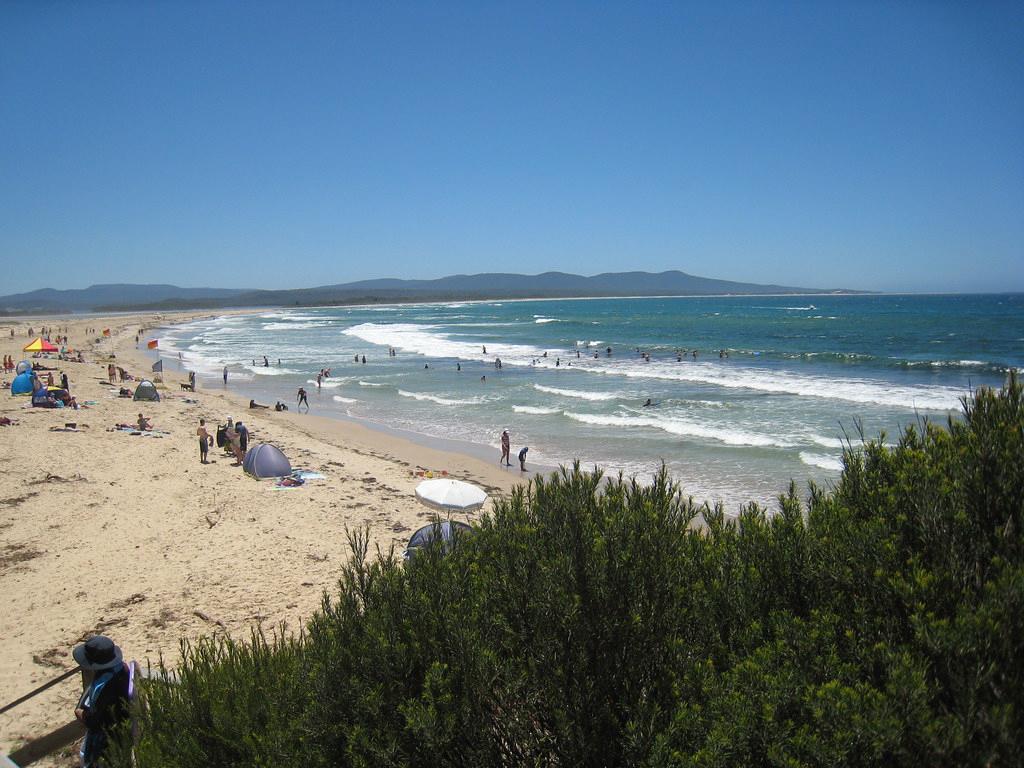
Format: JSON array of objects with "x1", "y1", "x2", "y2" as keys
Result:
[
  {"x1": 500, "y1": 429, "x2": 511, "y2": 466},
  {"x1": 297, "y1": 386, "x2": 309, "y2": 412}
]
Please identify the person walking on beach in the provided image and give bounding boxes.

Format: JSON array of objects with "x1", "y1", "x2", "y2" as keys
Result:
[
  {"x1": 223, "y1": 365, "x2": 228, "y2": 385},
  {"x1": 500, "y1": 429, "x2": 511, "y2": 466},
  {"x1": 73, "y1": 635, "x2": 131, "y2": 768},
  {"x1": 297, "y1": 386, "x2": 309, "y2": 412},
  {"x1": 518, "y1": 446, "x2": 529, "y2": 471},
  {"x1": 197, "y1": 418, "x2": 211, "y2": 464}
]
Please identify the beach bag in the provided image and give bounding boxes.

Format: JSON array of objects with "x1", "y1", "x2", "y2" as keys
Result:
[{"x1": 216, "y1": 425, "x2": 226, "y2": 448}]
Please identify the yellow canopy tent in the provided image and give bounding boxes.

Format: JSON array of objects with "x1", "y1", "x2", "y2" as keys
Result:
[{"x1": 23, "y1": 337, "x2": 58, "y2": 353}]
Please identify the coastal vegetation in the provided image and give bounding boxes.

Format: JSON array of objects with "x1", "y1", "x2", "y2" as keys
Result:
[{"x1": 115, "y1": 375, "x2": 1022, "y2": 767}]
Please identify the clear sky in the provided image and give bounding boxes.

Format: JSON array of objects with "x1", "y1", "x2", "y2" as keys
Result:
[{"x1": 1, "y1": 1, "x2": 1021, "y2": 294}]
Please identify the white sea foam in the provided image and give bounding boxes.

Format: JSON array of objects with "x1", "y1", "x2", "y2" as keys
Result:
[
  {"x1": 242, "y1": 365, "x2": 300, "y2": 376},
  {"x1": 259, "y1": 313, "x2": 324, "y2": 322},
  {"x1": 332, "y1": 395, "x2": 358, "y2": 403},
  {"x1": 358, "y1": 381, "x2": 385, "y2": 387},
  {"x1": 799, "y1": 452, "x2": 844, "y2": 471},
  {"x1": 261, "y1": 322, "x2": 332, "y2": 331},
  {"x1": 307, "y1": 379, "x2": 343, "y2": 388},
  {"x1": 808, "y1": 434, "x2": 845, "y2": 449},
  {"x1": 512, "y1": 405, "x2": 561, "y2": 415},
  {"x1": 563, "y1": 411, "x2": 794, "y2": 448},
  {"x1": 534, "y1": 317, "x2": 559, "y2": 324},
  {"x1": 533, "y1": 384, "x2": 619, "y2": 401},
  {"x1": 343, "y1": 322, "x2": 542, "y2": 361},
  {"x1": 571, "y1": 360, "x2": 964, "y2": 411},
  {"x1": 397, "y1": 389, "x2": 483, "y2": 406}
]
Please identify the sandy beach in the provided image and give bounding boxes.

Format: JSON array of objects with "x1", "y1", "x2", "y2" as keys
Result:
[{"x1": 0, "y1": 311, "x2": 522, "y2": 763}]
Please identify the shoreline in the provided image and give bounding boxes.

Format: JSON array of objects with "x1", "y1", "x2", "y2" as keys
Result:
[
  {"x1": 0, "y1": 310, "x2": 525, "y2": 763},
  {"x1": 14, "y1": 288, "x2": 1015, "y2": 320}
]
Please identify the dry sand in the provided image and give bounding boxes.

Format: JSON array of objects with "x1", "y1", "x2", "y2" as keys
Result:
[{"x1": 0, "y1": 311, "x2": 523, "y2": 764}]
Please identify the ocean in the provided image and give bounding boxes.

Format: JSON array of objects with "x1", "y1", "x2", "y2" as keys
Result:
[{"x1": 156, "y1": 293, "x2": 1022, "y2": 511}]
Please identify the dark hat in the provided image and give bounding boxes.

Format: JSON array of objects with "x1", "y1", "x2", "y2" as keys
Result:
[{"x1": 72, "y1": 635, "x2": 123, "y2": 671}]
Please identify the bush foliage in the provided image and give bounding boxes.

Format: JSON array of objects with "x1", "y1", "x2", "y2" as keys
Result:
[{"x1": 120, "y1": 376, "x2": 1023, "y2": 767}]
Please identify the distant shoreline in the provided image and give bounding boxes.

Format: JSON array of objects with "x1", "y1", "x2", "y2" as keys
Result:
[
  {"x1": 11, "y1": 289, "x2": 1024, "y2": 318},
  {"x1": 1, "y1": 290, "x2": 908, "y2": 317}
]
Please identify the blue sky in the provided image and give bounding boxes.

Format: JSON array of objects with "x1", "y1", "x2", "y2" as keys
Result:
[{"x1": 1, "y1": 1, "x2": 1021, "y2": 294}]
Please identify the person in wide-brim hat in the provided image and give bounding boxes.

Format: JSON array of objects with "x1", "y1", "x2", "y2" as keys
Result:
[{"x1": 72, "y1": 635, "x2": 123, "y2": 671}]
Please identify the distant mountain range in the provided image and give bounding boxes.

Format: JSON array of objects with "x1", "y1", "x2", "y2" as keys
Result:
[{"x1": 0, "y1": 271, "x2": 859, "y2": 314}]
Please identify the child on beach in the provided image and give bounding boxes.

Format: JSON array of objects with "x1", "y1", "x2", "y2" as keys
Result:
[{"x1": 197, "y1": 418, "x2": 210, "y2": 463}]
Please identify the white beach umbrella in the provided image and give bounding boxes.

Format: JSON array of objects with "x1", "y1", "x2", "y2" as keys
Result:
[{"x1": 414, "y1": 478, "x2": 488, "y2": 513}]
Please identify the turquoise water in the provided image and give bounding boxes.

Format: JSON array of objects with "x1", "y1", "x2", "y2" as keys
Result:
[{"x1": 159, "y1": 294, "x2": 1022, "y2": 511}]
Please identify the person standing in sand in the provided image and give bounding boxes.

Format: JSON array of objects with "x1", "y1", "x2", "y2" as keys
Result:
[
  {"x1": 500, "y1": 429, "x2": 511, "y2": 466},
  {"x1": 224, "y1": 421, "x2": 243, "y2": 465},
  {"x1": 223, "y1": 365, "x2": 228, "y2": 385},
  {"x1": 297, "y1": 386, "x2": 309, "y2": 412},
  {"x1": 197, "y1": 418, "x2": 211, "y2": 464},
  {"x1": 518, "y1": 446, "x2": 529, "y2": 471},
  {"x1": 72, "y1": 635, "x2": 131, "y2": 768}
]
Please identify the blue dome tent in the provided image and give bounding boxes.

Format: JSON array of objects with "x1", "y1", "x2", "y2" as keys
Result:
[
  {"x1": 132, "y1": 380, "x2": 160, "y2": 401},
  {"x1": 243, "y1": 444, "x2": 292, "y2": 479}
]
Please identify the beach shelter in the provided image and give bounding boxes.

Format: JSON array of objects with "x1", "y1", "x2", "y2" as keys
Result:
[
  {"x1": 132, "y1": 379, "x2": 161, "y2": 401},
  {"x1": 403, "y1": 520, "x2": 474, "y2": 561},
  {"x1": 10, "y1": 371, "x2": 34, "y2": 395},
  {"x1": 414, "y1": 478, "x2": 488, "y2": 513},
  {"x1": 242, "y1": 443, "x2": 292, "y2": 479},
  {"x1": 23, "y1": 337, "x2": 57, "y2": 353},
  {"x1": 15, "y1": 360, "x2": 32, "y2": 375}
]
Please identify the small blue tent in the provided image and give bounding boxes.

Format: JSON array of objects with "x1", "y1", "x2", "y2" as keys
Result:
[
  {"x1": 242, "y1": 444, "x2": 292, "y2": 479},
  {"x1": 11, "y1": 371, "x2": 34, "y2": 395}
]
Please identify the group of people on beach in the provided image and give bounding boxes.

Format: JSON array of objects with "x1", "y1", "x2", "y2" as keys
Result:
[{"x1": 499, "y1": 429, "x2": 529, "y2": 471}]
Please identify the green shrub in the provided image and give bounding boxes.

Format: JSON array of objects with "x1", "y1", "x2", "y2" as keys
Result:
[{"x1": 115, "y1": 375, "x2": 1024, "y2": 767}]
